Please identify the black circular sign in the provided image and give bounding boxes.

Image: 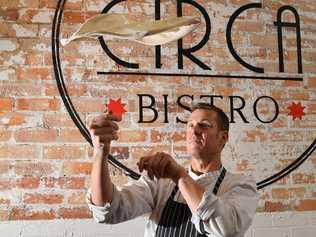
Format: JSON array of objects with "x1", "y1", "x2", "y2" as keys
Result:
[{"x1": 52, "y1": 0, "x2": 316, "y2": 189}]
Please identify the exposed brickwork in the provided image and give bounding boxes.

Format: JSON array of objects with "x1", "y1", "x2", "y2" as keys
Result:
[{"x1": 0, "y1": 0, "x2": 315, "y2": 223}]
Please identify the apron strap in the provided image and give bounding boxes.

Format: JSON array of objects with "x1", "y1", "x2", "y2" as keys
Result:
[
  {"x1": 212, "y1": 167, "x2": 226, "y2": 195},
  {"x1": 200, "y1": 167, "x2": 226, "y2": 235}
]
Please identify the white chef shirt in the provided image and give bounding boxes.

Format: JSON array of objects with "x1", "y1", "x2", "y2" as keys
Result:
[{"x1": 86, "y1": 167, "x2": 259, "y2": 237}]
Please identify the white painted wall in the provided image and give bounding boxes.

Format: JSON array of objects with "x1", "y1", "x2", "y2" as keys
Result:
[{"x1": 1, "y1": 211, "x2": 316, "y2": 237}]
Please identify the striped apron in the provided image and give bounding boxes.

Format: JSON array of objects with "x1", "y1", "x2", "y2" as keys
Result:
[{"x1": 155, "y1": 167, "x2": 226, "y2": 237}]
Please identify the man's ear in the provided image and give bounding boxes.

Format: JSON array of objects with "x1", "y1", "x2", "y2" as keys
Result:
[{"x1": 220, "y1": 130, "x2": 229, "y2": 148}]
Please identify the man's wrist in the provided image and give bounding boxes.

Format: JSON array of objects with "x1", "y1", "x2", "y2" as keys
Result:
[
  {"x1": 172, "y1": 166, "x2": 188, "y2": 184},
  {"x1": 93, "y1": 145, "x2": 108, "y2": 160}
]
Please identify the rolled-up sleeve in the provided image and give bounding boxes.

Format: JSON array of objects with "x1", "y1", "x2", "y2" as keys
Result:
[
  {"x1": 86, "y1": 176, "x2": 158, "y2": 224},
  {"x1": 191, "y1": 175, "x2": 259, "y2": 237}
]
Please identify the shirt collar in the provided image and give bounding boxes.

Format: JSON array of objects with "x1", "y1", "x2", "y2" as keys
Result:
[{"x1": 188, "y1": 165, "x2": 223, "y2": 181}]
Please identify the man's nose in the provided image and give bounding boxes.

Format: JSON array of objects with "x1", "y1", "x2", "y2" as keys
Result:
[{"x1": 192, "y1": 125, "x2": 202, "y2": 135}]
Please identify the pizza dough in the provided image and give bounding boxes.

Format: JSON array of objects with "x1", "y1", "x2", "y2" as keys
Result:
[{"x1": 60, "y1": 13, "x2": 200, "y2": 46}]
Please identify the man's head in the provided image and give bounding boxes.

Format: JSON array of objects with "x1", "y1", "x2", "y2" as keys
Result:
[{"x1": 186, "y1": 103, "x2": 229, "y2": 159}]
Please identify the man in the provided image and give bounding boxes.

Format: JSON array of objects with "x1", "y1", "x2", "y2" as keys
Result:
[{"x1": 86, "y1": 103, "x2": 259, "y2": 237}]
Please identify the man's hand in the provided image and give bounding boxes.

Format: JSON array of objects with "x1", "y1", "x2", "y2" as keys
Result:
[
  {"x1": 137, "y1": 152, "x2": 187, "y2": 183},
  {"x1": 88, "y1": 111, "x2": 121, "y2": 157}
]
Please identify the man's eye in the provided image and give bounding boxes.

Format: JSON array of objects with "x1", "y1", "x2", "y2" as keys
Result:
[{"x1": 198, "y1": 122, "x2": 212, "y2": 128}]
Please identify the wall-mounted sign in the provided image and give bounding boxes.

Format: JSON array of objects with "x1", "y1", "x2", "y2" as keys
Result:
[{"x1": 52, "y1": 0, "x2": 316, "y2": 189}]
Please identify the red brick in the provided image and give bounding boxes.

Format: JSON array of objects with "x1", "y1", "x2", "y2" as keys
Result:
[
  {"x1": 0, "y1": 21, "x2": 10, "y2": 38},
  {"x1": 72, "y1": 99, "x2": 104, "y2": 113},
  {"x1": 307, "y1": 77, "x2": 316, "y2": 88},
  {"x1": 25, "y1": 53, "x2": 44, "y2": 66},
  {"x1": 292, "y1": 173, "x2": 315, "y2": 184},
  {"x1": 39, "y1": 0, "x2": 58, "y2": 8},
  {"x1": 63, "y1": 11, "x2": 85, "y2": 23},
  {"x1": 58, "y1": 128, "x2": 86, "y2": 143},
  {"x1": 304, "y1": 52, "x2": 316, "y2": 62},
  {"x1": 62, "y1": 161, "x2": 92, "y2": 175},
  {"x1": 303, "y1": 64, "x2": 316, "y2": 74},
  {"x1": 16, "y1": 177, "x2": 40, "y2": 189},
  {"x1": 87, "y1": 86, "x2": 128, "y2": 98},
  {"x1": 282, "y1": 80, "x2": 302, "y2": 87},
  {"x1": 311, "y1": 156, "x2": 316, "y2": 168},
  {"x1": 288, "y1": 90, "x2": 310, "y2": 100},
  {"x1": 18, "y1": 9, "x2": 54, "y2": 23},
  {"x1": 43, "y1": 145, "x2": 85, "y2": 159},
  {"x1": 0, "y1": 84, "x2": 42, "y2": 97},
  {"x1": 0, "y1": 160, "x2": 10, "y2": 174},
  {"x1": 10, "y1": 208, "x2": 56, "y2": 220},
  {"x1": 234, "y1": 21, "x2": 264, "y2": 33},
  {"x1": 14, "y1": 162, "x2": 54, "y2": 176},
  {"x1": 107, "y1": 74, "x2": 146, "y2": 83},
  {"x1": 16, "y1": 98, "x2": 60, "y2": 111},
  {"x1": 0, "y1": 145, "x2": 38, "y2": 159},
  {"x1": 272, "y1": 187, "x2": 307, "y2": 199},
  {"x1": 242, "y1": 129, "x2": 268, "y2": 142},
  {"x1": 64, "y1": 67, "x2": 94, "y2": 82},
  {"x1": 264, "y1": 201, "x2": 289, "y2": 212},
  {"x1": 58, "y1": 53, "x2": 86, "y2": 66},
  {"x1": 68, "y1": 191, "x2": 86, "y2": 204},
  {"x1": 151, "y1": 130, "x2": 186, "y2": 143},
  {"x1": 40, "y1": 0, "x2": 82, "y2": 10},
  {"x1": 18, "y1": 67, "x2": 52, "y2": 81},
  {"x1": 0, "y1": 112, "x2": 26, "y2": 126},
  {"x1": 59, "y1": 207, "x2": 91, "y2": 219},
  {"x1": 250, "y1": 34, "x2": 276, "y2": 49},
  {"x1": 23, "y1": 193, "x2": 64, "y2": 204},
  {"x1": 0, "y1": 178, "x2": 11, "y2": 190},
  {"x1": 118, "y1": 130, "x2": 147, "y2": 143},
  {"x1": 0, "y1": 98, "x2": 13, "y2": 111},
  {"x1": 0, "y1": 0, "x2": 39, "y2": 9},
  {"x1": 0, "y1": 129, "x2": 11, "y2": 141},
  {"x1": 295, "y1": 199, "x2": 316, "y2": 211},
  {"x1": 43, "y1": 177, "x2": 85, "y2": 189},
  {"x1": 0, "y1": 210, "x2": 9, "y2": 221},
  {"x1": 42, "y1": 113, "x2": 75, "y2": 128},
  {"x1": 271, "y1": 89, "x2": 287, "y2": 100},
  {"x1": 271, "y1": 131, "x2": 304, "y2": 142},
  {"x1": 14, "y1": 128, "x2": 58, "y2": 143},
  {"x1": 308, "y1": 103, "x2": 316, "y2": 113},
  {"x1": 0, "y1": 9, "x2": 18, "y2": 21},
  {"x1": 45, "y1": 83, "x2": 87, "y2": 96}
]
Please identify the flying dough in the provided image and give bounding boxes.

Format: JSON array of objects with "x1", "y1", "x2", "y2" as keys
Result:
[{"x1": 60, "y1": 13, "x2": 200, "y2": 46}]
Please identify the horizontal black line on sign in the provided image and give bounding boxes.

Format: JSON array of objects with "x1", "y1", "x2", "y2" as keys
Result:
[{"x1": 97, "y1": 71, "x2": 303, "y2": 81}]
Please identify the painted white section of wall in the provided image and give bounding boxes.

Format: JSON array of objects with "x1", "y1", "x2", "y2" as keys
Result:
[{"x1": 1, "y1": 211, "x2": 315, "y2": 237}]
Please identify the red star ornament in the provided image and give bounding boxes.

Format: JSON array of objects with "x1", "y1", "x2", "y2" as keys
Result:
[
  {"x1": 106, "y1": 98, "x2": 127, "y2": 120},
  {"x1": 288, "y1": 102, "x2": 305, "y2": 120}
]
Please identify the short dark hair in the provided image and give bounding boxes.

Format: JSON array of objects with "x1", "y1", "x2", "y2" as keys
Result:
[{"x1": 191, "y1": 103, "x2": 229, "y2": 132}]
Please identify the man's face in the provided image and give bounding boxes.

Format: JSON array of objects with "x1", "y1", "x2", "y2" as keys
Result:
[{"x1": 186, "y1": 109, "x2": 228, "y2": 159}]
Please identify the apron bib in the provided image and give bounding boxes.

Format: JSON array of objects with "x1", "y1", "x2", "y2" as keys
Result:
[{"x1": 155, "y1": 167, "x2": 226, "y2": 237}]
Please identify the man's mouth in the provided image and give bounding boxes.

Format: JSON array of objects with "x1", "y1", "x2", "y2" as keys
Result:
[{"x1": 190, "y1": 139, "x2": 202, "y2": 144}]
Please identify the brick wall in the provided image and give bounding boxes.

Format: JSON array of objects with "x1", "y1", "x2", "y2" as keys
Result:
[{"x1": 0, "y1": 0, "x2": 315, "y2": 236}]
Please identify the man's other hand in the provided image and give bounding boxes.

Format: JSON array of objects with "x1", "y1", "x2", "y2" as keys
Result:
[{"x1": 137, "y1": 152, "x2": 187, "y2": 183}]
